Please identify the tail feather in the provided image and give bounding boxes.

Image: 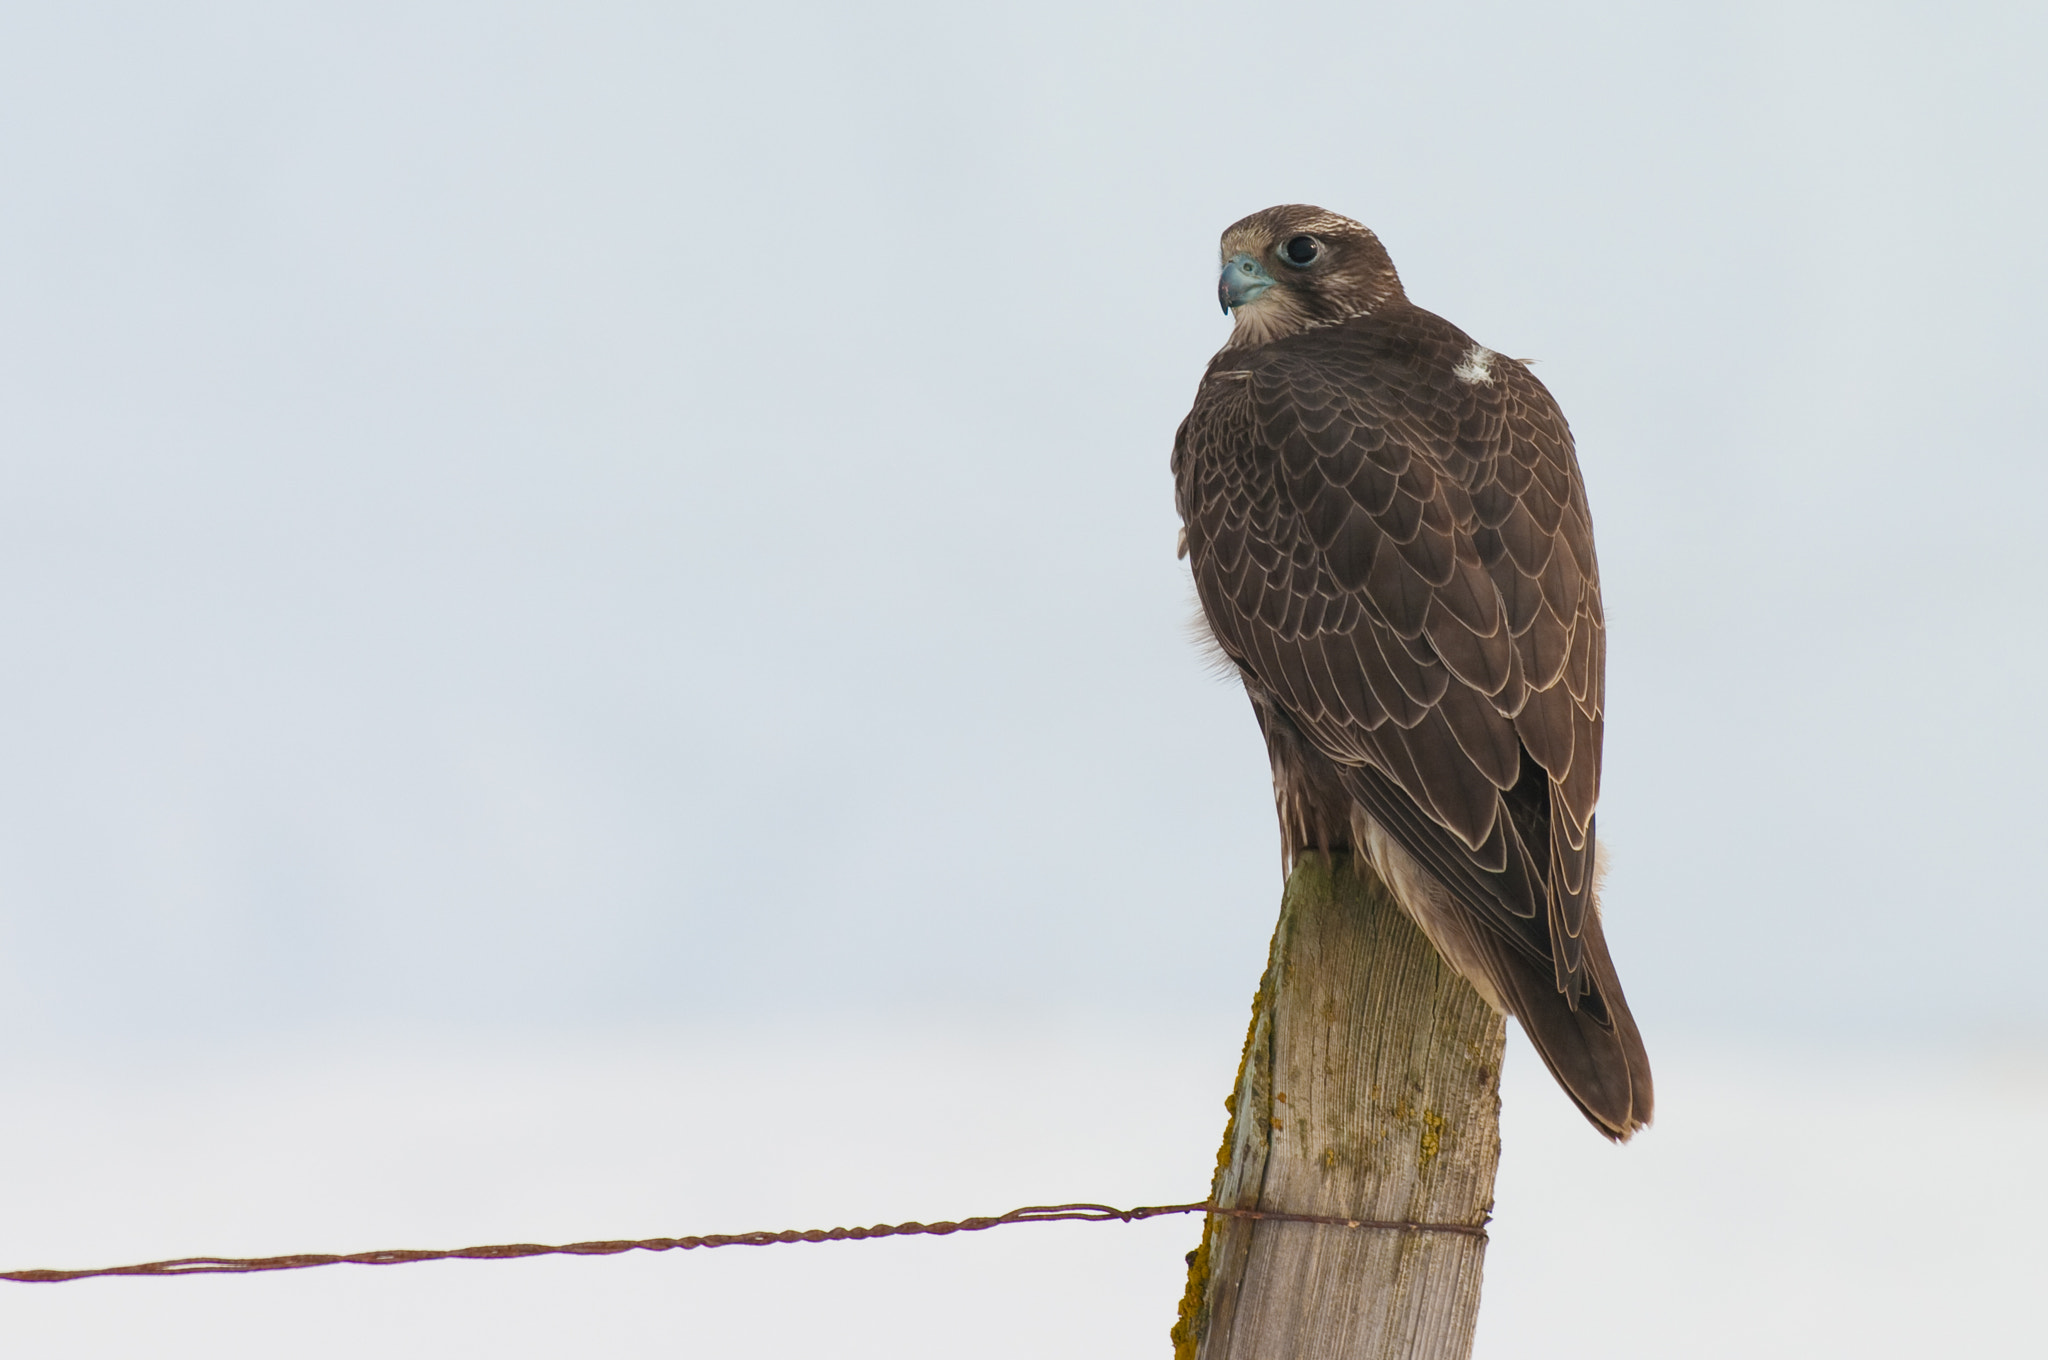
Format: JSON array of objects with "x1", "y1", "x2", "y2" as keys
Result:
[
  {"x1": 1482, "y1": 907, "x2": 1652, "y2": 1140},
  {"x1": 1354, "y1": 811, "x2": 1653, "y2": 1140}
]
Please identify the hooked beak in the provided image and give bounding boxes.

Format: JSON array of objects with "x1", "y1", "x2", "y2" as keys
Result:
[{"x1": 1219, "y1": 253, "x2": 1274, "y2": 313}]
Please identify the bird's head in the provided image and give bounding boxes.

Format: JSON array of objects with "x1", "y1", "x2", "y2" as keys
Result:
[{"x1": 1216, "y1": 205, "x2": 1406, "y2": 351}]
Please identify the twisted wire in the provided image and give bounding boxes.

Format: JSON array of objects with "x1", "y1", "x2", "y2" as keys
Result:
[{"x1": 2, "y1": 1200, "x2": 1488, "y2": 1284}]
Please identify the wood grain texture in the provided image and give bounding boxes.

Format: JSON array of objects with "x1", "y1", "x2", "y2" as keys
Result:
[{"x1": 1174, "y1": 855, "x2": 1504, "y2": 1360}]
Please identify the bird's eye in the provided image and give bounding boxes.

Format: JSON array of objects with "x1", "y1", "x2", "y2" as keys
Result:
[{"x1": 1281, "y1": 235, "x2": 1320, "y2": 267}]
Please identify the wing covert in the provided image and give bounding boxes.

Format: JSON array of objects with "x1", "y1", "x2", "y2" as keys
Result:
[{"x1": 1175, "y1": 307, "x2": 1606, "y2": 998}]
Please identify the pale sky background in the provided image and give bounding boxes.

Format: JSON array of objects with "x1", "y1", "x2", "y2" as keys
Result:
[{"x1": 0, "y1": 3, "x2": 2042, "y2": 1355}]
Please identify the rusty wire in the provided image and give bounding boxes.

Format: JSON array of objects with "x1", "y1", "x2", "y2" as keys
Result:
[{"x1": 1, "y1": 1200, "x2": 1487, "y2": 1284}]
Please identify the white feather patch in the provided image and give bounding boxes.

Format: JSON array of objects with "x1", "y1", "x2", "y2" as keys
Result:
[{"x1": 1453, "y1": 344, "x2": 1495, "y2": 385}]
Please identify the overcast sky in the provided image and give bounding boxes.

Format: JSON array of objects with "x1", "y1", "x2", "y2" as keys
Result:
[
  {"x1": 0, "y1": 0, "x2": 2043, "y2": 1056},
  {"x1": 3, "y1": 5, "x2": 2045, "y2": 1355}
]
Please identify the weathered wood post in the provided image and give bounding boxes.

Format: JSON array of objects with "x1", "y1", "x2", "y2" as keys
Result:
[{"x1": 1173, "y1": 854, "x2": 1505, "y2": 1360}]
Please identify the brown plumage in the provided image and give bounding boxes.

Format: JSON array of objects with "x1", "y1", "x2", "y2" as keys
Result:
[{"x1": 1174, "y1": 205, "x2": 1652, "y2": 1138}]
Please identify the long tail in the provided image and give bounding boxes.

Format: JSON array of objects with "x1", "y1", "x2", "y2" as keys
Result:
[
  {"x1": 1481, "y1": 907, "x2": 1653, "y2": 1140},
  {"x1": 1352, "y1": 812, "x2": 1654, "y2": 1140}
]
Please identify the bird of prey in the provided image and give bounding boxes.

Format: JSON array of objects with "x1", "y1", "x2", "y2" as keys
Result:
[{"x1": 1173, "y1": 205, "x2": 1652, "y2": 1138}]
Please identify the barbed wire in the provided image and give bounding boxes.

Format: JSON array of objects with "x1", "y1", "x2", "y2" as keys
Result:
[{"x1": 1, "y1": 1200, "x2": 1488, "y2": 1284}]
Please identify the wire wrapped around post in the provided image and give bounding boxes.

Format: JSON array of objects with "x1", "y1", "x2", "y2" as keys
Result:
[
  {"x1": 2, "y1": 1199, "x2": 1482, "y2": 1284},
  {"x1": 1174, "y1": 855, "x2": 1506, "y2": 1360}
]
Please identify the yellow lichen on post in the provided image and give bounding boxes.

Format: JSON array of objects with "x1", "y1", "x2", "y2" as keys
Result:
[
  {"x1": 1176, "y1": 855, "x2": 1505, "y2": 1360},
  {"x1": 1172, "y1": 941, "x2": 1279, "y2": 1360}
]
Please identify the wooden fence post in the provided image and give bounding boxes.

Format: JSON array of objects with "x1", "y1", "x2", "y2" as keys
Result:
[{"x1": 1172, "y1": 854, "x2": 1506, "y2": 1360}]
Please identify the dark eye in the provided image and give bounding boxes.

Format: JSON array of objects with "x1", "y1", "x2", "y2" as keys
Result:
[{"x1": 1281, "y1": 235, "x2": 1320, "y2": 266}]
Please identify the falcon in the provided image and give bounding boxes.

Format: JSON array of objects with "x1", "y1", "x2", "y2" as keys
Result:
[{"x1": 1173, "y1": 205, "x2": 1652, "y2": 1138}]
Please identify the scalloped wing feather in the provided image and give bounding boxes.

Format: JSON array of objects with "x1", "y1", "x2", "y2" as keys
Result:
[{"x1": 1174, "y1": 304, "x2": 1642, "y2": 1136}]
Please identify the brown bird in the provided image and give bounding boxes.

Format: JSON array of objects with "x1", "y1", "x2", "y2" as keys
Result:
[{"x1": 1173, "y1": 205, "x2": 1652, "y2": 1138}]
